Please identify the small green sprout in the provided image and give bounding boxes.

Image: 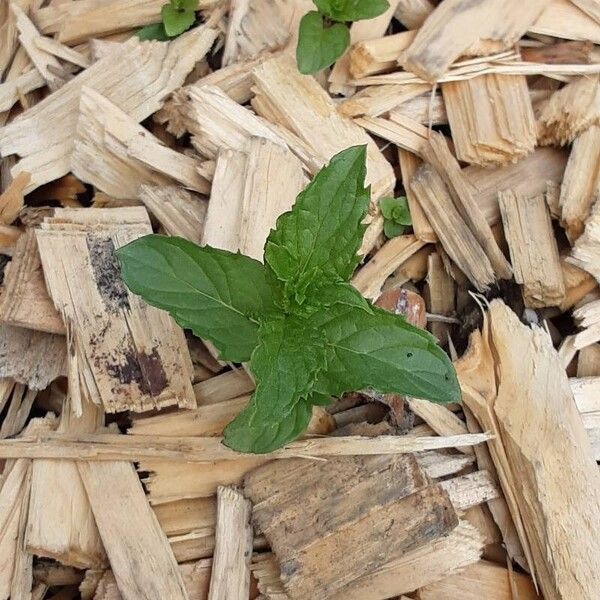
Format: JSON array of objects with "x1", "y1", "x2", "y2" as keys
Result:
[
  {"x1": 380, "y1": 196, "x2": 412, "y2": 239},
  {"x1": 136, "y1": 0, "x2": 197, "y2": 41}
]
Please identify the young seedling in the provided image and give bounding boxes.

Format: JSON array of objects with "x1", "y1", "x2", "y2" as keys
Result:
[
  {"x1": 297, "y1": 0, "x2": 390, "y2": 74},
  {"x1": 136, "y1": 0, "x2": 197, "y2": 41},
  {"x1": 380, "y1": 196, "x2": 412, "y2": 238},
  {"x1": 116, "y1": 146, "x2": 460, "y2": 454}
]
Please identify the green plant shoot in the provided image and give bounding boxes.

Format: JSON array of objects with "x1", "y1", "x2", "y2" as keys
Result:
[
  {"x1": 116, "y1": 146, "x2": 460, "y2": 454},
  {"x1": 136, "y1": 0, "x2": 197, "y2": 41},
  {"x1": 296, "y1": 0, "x2": 390, "y2": 74},
  {"x1": 380, "y1": 196, "x2": 412, "y2": 238}
]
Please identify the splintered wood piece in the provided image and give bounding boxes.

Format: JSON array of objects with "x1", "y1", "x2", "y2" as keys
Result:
[
  {"x1": 26, "y1": 396, "x2": 106, "y2": 569},
  {"x1": 488, "y1": 300, "x2": 600, "y2": 599},
  {"x1": 423, "y1": 131, "x2": 512, "y2": 280},
  {"x1": 193, "y1": 369, "x2": 254, "y2": 406},
  {"x1": 0, "y1": 28, "x2": 218, "y2": 193},
  {"x1": 355, "y1": 113, "x2": 428, "y2": 157},
  {"x1": 425, "y1": 252, "x2": 455, "y2": 342},
  {"x1": 399, "y1": 149, "x2": 436, "y2": 243},
  {"x1": 245, "y1": 454, "x2": 459, "y2": 599},
  {"x1": 78, "y1": 460, "x2": 188, "y2": 600},
  {"x1": 569, "y1": 198, "x2": 600, "y2": 282},
  {"x1": 442, "y1": 74, "x2": 536, "y2": 166},
  {"x1": 463, "y1": 146, "x2": 567, "y2": 225},
  {"x1": 352, "y1": 235, "x2": 427, "y2": 300},
  {"x1": 328, "y1": 0, "x2": 400, "y2": 95},
  {"x1": 35, "y1": 207, "x2": 195, "y2": 413},
  {"x1": 251, "y1": 54, "x2": 395, "y2": 200},
  {"x1": 538, "y1": 75, "x2": 600, "y2": 145},
  {"x1": 530, "y1": 0, "x2": 600, "y2": 42},
  {"x1": 389, "y1": 91, "x2": 447, "y2": 126},
  {"x1": 0, "y1": 171, "x2": 29, "y2": 225},
  {"x1": 208, "y1": 487, "x2": 252, "y2": 600},
  {"x1": 394, "y1": 0, "x2": 434, "y2": 28},
  {"x1": 402, "y1": 0, "x2": 550, "y2": 82},
  {"x1": 203, "y1": 138, "x2": 304, "y2": 261},
  {"x1": 73, "y1": 88, "x2": 210, "y2": 199},
  {"x1": 347, "y1": 31, "x2": 417, "y2": 80},
  {"x1": 0, "y1": 228, "x2": 65, "y2": 334},
  {"x1": 416, "y1": 560, "x2": 538, "y2": 599},
  {"x1": 138, "y1": 185, "x2": 207, "y2": 245},
  {"x1": 0, "y1": 325, "x2": 66, "y2": 390},
  {"x1": 33, "y1": 35, "x2": 90, "y2": 69},
  {"x1": 559, "y1": 257, "x2": 597, "y2": 311},
  {"x1": 559, "y1": 125, "x2": 600, "y2": 241},
  {"x1": 410, "y1": 164, "x2": 495, "y2": 291},
  {"x1": 499, "y1": 190, "x2": 565, "y2": 307},
  {"x1": 571, "y1": 0, "x2": 600, "y2": 24}
]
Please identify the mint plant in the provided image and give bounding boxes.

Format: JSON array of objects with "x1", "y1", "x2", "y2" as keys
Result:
[
  {"x1": 136, "y1": 0, "x2": 197, "y2": 41},
  {"x1": 116, "y1": 146, "x2": 460, "y2": 454},
  {"x1": 297, "y1": 0, "x2": 390, "y2": 74},
  {"x1": 380, "y1": 196, "x2": 412, "y2": 238}
]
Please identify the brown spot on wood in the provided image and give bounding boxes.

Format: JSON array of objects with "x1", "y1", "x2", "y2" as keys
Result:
[{"x1": 105, "y1": 346, "x2": 168, "y2": 397}]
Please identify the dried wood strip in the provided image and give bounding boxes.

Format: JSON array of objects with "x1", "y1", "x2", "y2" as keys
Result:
[
  {"x1": 348, "y1": 30, "x2": 417, "y2": 80},
  {"x1": 79, "y1": 460, "x2": 188, "y2": 600},
  {"x1": 26, "y1": 395, "x2": 106, "y2": 569},
  {"x1": 463, "y1": 146, "x2": 567, "y2": 225},
  {"x1": 0, "y1": 382, "x2": 37, "y2": 439},
  {"x1": 0, "y1": 324, "x2": 66, "y2": 389},
  {"x1": 417, "y1": 560, "x2": 538, "y2": 599},
  {"x1": 12, "y1": 3, "x2": 64, "y2": 90},
  {"x1": 329, "y1": 0, "x2": 400, "y2": 95},
  {"x1": 355, "y1": 114, "x2": 428, "y2": 157},
  {"x1": 488, "y1": 300, "x2": 600, "y2": 599},
  {"x1": 0, "y1": 432, "x2": 492, "y2": 462},
  {"x1": 394, "y1": 0, "x2": 434, "y2": 28},
  {"x1": 251, "y1": 54, "x2": 395, "y2": 200},
  {"x1": 442, "y1": 74, "x2": 536, "y2": 166},
  {"x1": 560, "y1": 125, "x2": 600, "y2": 241},
  {"x1": 422, "y1": 131, "x2": 512, "y2": 280},
  {"x1": 138, "y1": 185, "x2": 207, "y2": 245},
  {"x1": 73, "y1": 88, "x2": 210, "y2": 199},
  {"x1": 538, "y1": 76, "x2": 600, "y2": 146},
  {"x1": 529, "y1": 0, "x2": 600, "y2": 43},
  {"x1": 402, "y1": 0, "x2": 550, "y2": 82},
  {"x1": 36, "y1": 207, "x2": 195, "y2": 413},
  {"x1": 208, "y1": 487, "x2": 252, "y2": 600},
  {"x1": 500, "y1": 190, "x2": 565, "y2": 307},
  {"x1": 410, "y1": 164, "x2": 495, "y2": 291},
  {"x1": 0, "y1": 170, "x2": 29, "y2": 225},
  {"x1": 33, "y1": 35, "x2": 90, "y2": 69},
  {"x1": 0, "y1": 67, "x2": 45, "y2": 113},
  {"x1": 0, "y1": 28, "x2": 218, "y2": 193},
  {"x1": 569, "y1": 198, "x2": 600, "y2": 281},
  {"x1": 193, "y1": 369, "x2": 254, "y2": 406},
  {"x1": 389, "y1": 92, "x2": 447, "y2": 126},
  {"x1": 352, "y1": 235, "x2": 427, "y2": 300},
  {"x1": 571, "y1": 0, "x2": 600, "y2": 24},
  {"x1": 559, "y1": 257, "x2": 597, "y2": 312},
  {"x1": 439, "y1": 471, "x2": 500, "y2": 512},
  {"x1": 425, "y1": 252, "x2": 454, "y2": 342},
  {"x1": 335, "y1": 520, "x2": 484, "y2": 599}
]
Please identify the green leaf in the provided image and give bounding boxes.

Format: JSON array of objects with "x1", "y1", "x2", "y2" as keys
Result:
[
  {"x1": 314, "y1": 0, "x2": 390, "y2": 21},
  {"x1": 310, "y1": 303, "x2": 461, "y2": 403},
  {"x1": 171, "y1": 0, "x2": 197, "y2": 9},
  {"x1": 296, "y1": 11, "x2": 350, "y2": 74},
  {"x1": 223, "y1": 316, "x2": 327, "y2": 453},
  {"x1": 115, "y1": 235, "x2": 275, "y2": 363},
  {"x1": 311, "y1": 282, "x2": 372, "y2": 313},
  {"x1": 161, "y1": 4, "x2": 195, "y2": 37},
  {"x1": 264, "y1": 145, "x2": 369, "y2": 305},
  {"x1": 383, "y1": 220, "x2": 405, "y2": 239},
  {"x1": 380, "y1": 196, "x2": 411, "y2": 225},
  {"x1": 136, "y1": 22, "x2": 170, "y2": 41}
]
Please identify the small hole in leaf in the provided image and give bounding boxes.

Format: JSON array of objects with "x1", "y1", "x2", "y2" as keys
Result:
[{"x1": 406, "y1": 352, "x2": 413, "y2": 358}]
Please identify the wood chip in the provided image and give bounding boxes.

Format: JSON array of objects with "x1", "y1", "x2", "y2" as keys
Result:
[
  {"x1": 569, "y1": 195, "x2": 600, "y2": 281},
  {"x1": 0, "y1": 171, "x2": 29, "y2": 225}
]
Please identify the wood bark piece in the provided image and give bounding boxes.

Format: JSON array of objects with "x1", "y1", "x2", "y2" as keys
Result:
[
  {"x1": 0, "y1": 27, "x2": 218, "y2": 193},
  {"x1": 35, "y1": 207, "x2": 195, "y2": 413},
  {"x1": 569, "y1": 198, "x2": 600, "y2": 281},
  {"x1": 402, "y1": 0, "x2": 551, "y2": 82},
  {"x1": 73, "y1": 88, "x2": 210, "y2": 199},
  {"x1": 251, "y1": 54, "x2": 395, "y2": 201},
  {"x1": 352, "y1": 235, "x2": 427, "y2": 300},
  {"x1": 0, "y1": 324, "x2": 66, "y2": 389},
  {"x1": 138, "y1": 185, "x2": 207, "y2": 245},
  {"x1": 26, "y1": 395, "x2": 106, "y2": 569},
  {"x1": 537, "y1": 75, "x2": 600, "y2": 145},
  {"x1": 416, "y1": 560, "x2": 538, "y2": 599},
  {"x1": 244, "y1": 454, "x2": 460, "y2": 599},
  {"x1": 208, "y1": 486, "x2": 252, "y2": 600},
  {"x1": 78, "y1": 460, "x2": 189, "y2": 600},
  {"x1": 422, "y1": 131, "x2": 512, "y2": 280},
  {"x1": 499, "y1": 190, "x2": 565, "y2": 307},
  {"x1": 463, "y1": 146, "x2": 567, "y2": 226},
  {"x1": 559, "y1": 125, "x2": 600, "y2": 241},
  {"x1": 409, "y1": 164, "x2": 495, "y2": 291},
  {"x1": 0, "y1": 229, "x2": 65, "y2": 334},
  {"x1": 442, "y1": 74, "x2": 536, "y2": 166}
]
